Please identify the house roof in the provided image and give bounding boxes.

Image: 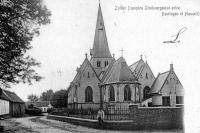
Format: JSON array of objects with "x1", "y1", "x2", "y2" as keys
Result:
[
  {"x1": 103, "y1": 57, "x2": 137, "y2": 84},
  {"x1": 129, "y1": 58, "x2": 155, "y2": 79},
  {"x1": 0, "y1": 89, "x2": 10, "y2": 101},
  {"x1": 0, "y1": 89, "x2": 24, "y2": 103},
  {"x1": 91, "y1": 4, "x2": 112, "y2": 58},
  {"x1": 129, "y1": 59, "x2": 141, "y2": 72},
  {"x1": 129, "y1": 58, "x2": 145, "y2": 78},
  {"x1": 151, "y1": 71, "x2": 170, "y2": 94},
  {"x1": 72, "y1": 57, "x2": 100, "y2": 83}
]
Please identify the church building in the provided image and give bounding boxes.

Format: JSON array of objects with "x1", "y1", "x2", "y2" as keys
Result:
[{"x1": 67, "y1": 4, "x2": 184, "y2": 110}]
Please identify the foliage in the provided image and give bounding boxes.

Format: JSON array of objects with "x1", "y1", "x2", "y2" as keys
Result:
[
  {"x1": 0, "y1": 0, "x2": 51, "y2": 86},
  {"x1": 40, "y1": 89, "x2": 54, "y2": 101},
  {"x1": 50, "y1": 89, "x2": 68, "y2": 108},
  {"x1": 47, "y1": 108, "x2": 55, "y2": 114},
  {"x1": 27, "y1": 94, "x2": 39, "y2": 102},
  {"x1": 25, "y1": 107, "x2": 42, "y2": 116}
]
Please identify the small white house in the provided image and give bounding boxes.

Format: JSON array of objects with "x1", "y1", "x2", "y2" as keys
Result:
[{"x1": 26, "y1": 101, "x2": 53, "y2": 113}]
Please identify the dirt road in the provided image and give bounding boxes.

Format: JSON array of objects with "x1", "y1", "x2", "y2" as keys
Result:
[{"x1": 0, "y1": 116, "x2": 183, "y2": 133}]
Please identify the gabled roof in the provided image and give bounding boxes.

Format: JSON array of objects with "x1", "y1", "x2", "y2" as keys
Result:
[
  {"x1": 129, "y1": 58, "x2": 145, "y2": 78},
  {"x1": 71, "y1": 57, "x2": 100, "y2": 85},
  {"x1": 129, "y1": 59, "x2": 141, "y2": 72},
  {"x1": 0, "y1": 89, "x2": 10, "y2": 101},
  {"x1": 129, "y1": 58, "x2": 155, "y2": 79},
  {"x1": 0, "y1": 89, "x2": 24, "y2": 103},
  {"x1": 103, "y1": 57, "x2": 137, "y2": 85},
  {"x1": 151, "y1": 71, "x2": 170, "y2": 94},
  {"x1": 145, "y1": 61, "x2": 155, "y2": 79},
  {"x1": 91, "y1": 4, "x2": 112, "y2": 58}
]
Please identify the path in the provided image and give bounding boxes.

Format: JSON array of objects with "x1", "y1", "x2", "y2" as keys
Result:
[{"x1": 0, "y1": 116, "x2": 183, "y2": 133}]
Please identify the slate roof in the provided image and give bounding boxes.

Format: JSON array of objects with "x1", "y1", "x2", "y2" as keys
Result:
[
  {"x1": 0, "y1": 89, "x2": 10, "y2": 101},
  {"x1": 129, "y1": 58, "x2": 155, "y2": 79},
  {"x1": 151, "y1": 71, "x2": 170, "y2": 94},
  {"x1": 72, "y1": 57, "x2": 100, "y2": 84},
  {"x1": 129, "y1": 59, "x2": 145, "y2": 78},
  {"x1": 103, "y1": 57, "x2": 137, "y2": 84},
  {"x1": 129, "y1": 60, "x2": 140, "y2": 72},
  {"x1": 91, "y1": 4, "x2": 112, "y2": 58},
  {"x1": 0, "y1": 89, "x2": 24, "y2": 103}
]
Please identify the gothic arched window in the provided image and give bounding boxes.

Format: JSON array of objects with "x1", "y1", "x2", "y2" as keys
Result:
[
  {"x1": 143, "y1": 86, "x2": 150, "y2": 99},
  {"x1": 109, "y1": 85, "x2": 115, "y2": 101},
  {"x1": 85, "y1": 86, "x2": 93, "y2": 102},
  {"x1": 124, "y1": 85, "x2": 131, "y2": 101}
]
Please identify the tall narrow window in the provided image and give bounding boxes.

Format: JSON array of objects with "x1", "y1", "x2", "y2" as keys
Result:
[
  {"x1": 75, "y1": 85, "x2": 77, "y2": 96},
  {"x1": 162, "y1": 96, "x2": 170, "y2": 106},
  {"x1": 87, "y1": 72, "x2": 90, "y2": 78},
  {"x1": 146, "y1": 73, "x2": 148, "y2": 79},
  {"x1": 97, "y1": 61, "x2": 101, "y2": 67},
  {"x1": 143, "y1": 86, "x2": 150, "y2": 99},
  {"x1": 104, "y1": 61, "x2": 108, "y2": 67},
  {"x1": 109, "y1": 85, "x2": 115, "y2": 101},
  {"x1": 85, "y1": 86, "x2": 93, "y2": 102},
  {"x1": 124, "y1": 85, "x2": 131, "y2": 101},
  {"x1": 176, "y1": 96, "x2": 183, "y2": 104}
]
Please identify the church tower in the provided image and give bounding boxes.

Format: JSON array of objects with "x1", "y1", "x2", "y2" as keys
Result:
[{"x1": 90, "y1": 4, "x2": 113, "y2": 76}]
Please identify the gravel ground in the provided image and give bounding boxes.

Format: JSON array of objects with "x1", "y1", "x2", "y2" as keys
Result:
[{"x1": 0, "y1": 116, "x2": 183, "y2": 133}]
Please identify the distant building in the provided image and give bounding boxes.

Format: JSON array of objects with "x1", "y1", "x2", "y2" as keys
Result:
[
  {"x1": 0, "y1": 88, "x2": 25, "y2": 117},
  {"x1": 26, "y1": 101, "x2": 53, "y2": 112},
  {"x1": 67, "y1": 4, "x2": 184, "y2": 110}
]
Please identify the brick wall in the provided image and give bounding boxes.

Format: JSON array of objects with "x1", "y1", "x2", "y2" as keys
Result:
[{"x1": 129, "y1": 104, "x2": 183, "y2": 130}]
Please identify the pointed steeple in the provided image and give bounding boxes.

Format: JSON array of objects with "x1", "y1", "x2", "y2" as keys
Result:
[{"x1": 91, "y1": 4, "x2": 112, "y2": 58}]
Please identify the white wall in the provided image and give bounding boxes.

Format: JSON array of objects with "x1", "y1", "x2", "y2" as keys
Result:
[{"x1": 0, "y1": 99, "x2": 9, "y2": 116}]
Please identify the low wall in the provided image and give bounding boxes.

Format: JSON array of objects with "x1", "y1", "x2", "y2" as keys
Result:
[
  {"x1": 129, "y1": 105, "x2": 183, "y2": 130},
  {"x1": 48, "y1": 105, "x2": 183, "y2": 130},
  {"x1": 47, "y1": 115, "x2": 98, "y2": 129}
]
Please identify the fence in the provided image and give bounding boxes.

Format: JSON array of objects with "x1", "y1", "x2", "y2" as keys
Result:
[{"x1": 51, "y1": 107, "x2": 131, "y2": 121}]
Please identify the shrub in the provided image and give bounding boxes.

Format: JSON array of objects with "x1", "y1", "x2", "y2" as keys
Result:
[
  {"x1": 47, "y1": 108, "x2": 55, "y2": 114},
  {"x1": 25, "y1": 107, "x2": 42, "y2": 116}
]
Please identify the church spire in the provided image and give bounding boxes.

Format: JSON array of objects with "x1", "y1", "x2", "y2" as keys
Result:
[{"x1": 91, "y1": 4, "x2": 112, "y2": 58}]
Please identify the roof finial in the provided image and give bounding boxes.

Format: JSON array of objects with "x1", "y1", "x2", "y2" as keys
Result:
[
  {"x1": 170, "y1": 63, "x2": 174, "y2": 71},
  {"x1": 140, "y1": 54, "x2": 143, "y2": 60},
  {"x1": 119, "y1": 48, "x2": 124, "y2": 57},
  {"x1": 85, "y1": 53, "x2": 88, "y2": 58}
]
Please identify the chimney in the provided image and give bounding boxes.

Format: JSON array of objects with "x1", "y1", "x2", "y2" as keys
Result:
[{"x1": 170, "y1": 64, "x2": 173, "y2": 71}]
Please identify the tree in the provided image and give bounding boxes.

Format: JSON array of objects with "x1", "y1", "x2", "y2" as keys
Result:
[
  {"x1": 0, "y1": 0, "x2": 51, "y2": 87},
  {"x1": 27, "y1": 94, "x2": 39, "y2": 102},
  {"x1": 50, "y1": 89, "x2": 68, "y2": 108},
  {"x1": 40, "y1": 89, "x2": 54, "y2": 101}
]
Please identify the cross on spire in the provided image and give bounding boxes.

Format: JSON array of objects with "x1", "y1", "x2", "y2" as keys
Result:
[{"x1": 119, "y1": 48, "x2": 124, "y2": 57}]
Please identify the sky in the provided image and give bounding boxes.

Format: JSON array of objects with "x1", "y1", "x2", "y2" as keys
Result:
[{"x1": 7, "y1": 0, "x2": 200, "y2": 132}]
